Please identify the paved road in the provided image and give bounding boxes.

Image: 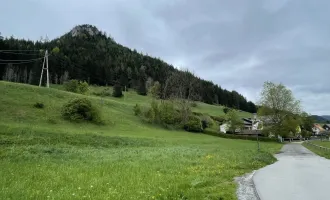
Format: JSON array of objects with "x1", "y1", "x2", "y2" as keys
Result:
[{"x1": 253, "y1": 143, "x2": 330, "y2": 200}]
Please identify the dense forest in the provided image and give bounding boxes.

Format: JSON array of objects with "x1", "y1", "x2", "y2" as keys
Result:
[{"x1": 0, "y1": 24, "x2": 257, "y2": 113}]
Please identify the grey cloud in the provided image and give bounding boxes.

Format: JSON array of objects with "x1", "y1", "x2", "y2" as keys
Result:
[{"x1": 1, "y1": 0, "x2": 330, "y2": 114}]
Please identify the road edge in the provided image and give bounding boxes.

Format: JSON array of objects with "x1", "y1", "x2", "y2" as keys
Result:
[{"x1": 251, "y1": 170, "x2": 261, "y2": 200}]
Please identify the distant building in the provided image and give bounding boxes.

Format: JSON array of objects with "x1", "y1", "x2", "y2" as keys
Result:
[
  {"x1": 323, "y1": 124, "x2": 330, "y2": 131},
  {"x1": 220, "y1": 117, "x2": 262, "y2": 134},
  {"x1": 312, "y1": 124, "x2": 325, "y2": 135},
  {"x1": 242, "y1": 118, "x2": 262, "y2": 130}
]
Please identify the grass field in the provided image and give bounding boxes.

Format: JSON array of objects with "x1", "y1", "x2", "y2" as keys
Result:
[
  {"x1": 0, "y1": 81, "x2": 281, "y2": 200},
  {"x1": 303, "y1": 141, "x2": 330, "y2": 159}
]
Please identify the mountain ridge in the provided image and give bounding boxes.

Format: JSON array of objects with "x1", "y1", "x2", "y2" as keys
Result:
[{"x1": 0, "y1": 24, "x2": 257, "y2": 113}]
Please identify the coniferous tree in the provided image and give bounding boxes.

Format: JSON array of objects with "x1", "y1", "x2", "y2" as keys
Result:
[{"x1": 112, "y1": 84, "x2": 123, "y2": 97}]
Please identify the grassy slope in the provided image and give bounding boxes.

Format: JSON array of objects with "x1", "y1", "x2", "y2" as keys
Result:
[{"x1": 0, "y1": 81, "x2": 280, "y2": 200}]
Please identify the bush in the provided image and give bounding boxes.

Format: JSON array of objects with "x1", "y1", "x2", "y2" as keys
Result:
[
  {"x1": 210, "y1": 115, "x2": 226, "y2": 124},
  {"x1": 143, "y1": 107, "x2": 156, "y2": 123},
  {"x1": 159, "y1": 101, "x2": 179, "y2": 125},
  {"x1": 61, "y1": 98, "x2": 102, "y2": 124},
  {"x1": 150, "y1": 100, "x2": 160, "y2": 120},
  {"x1": 133, "y1": 104, "x2": 142, "y2": 116},
  {"x1": 95, "y1": 88, "x2": 112, "y2": 97},
  {"x1": 33, "y1": 102, "x2": 44, "y2": 109},
  {"x1": 191, "y1": 102, "x2": 198, "y2": 107},
  {"x1": 223, "y1": 107, "x2": 230, "y2": 114},
  {"x1": 184, "y1": 115, "x2": 203, "y2": 132},
  {"x1": 64, "y1": 79, "x2": 89, "y2": 94},
  {"x1": 200, "y1": 115, "x2": 214, "y2": 129},
  {"x1": 149, "y1": 81, "x2": 161, "y2": 98},
  {"x1": 112, "y1": 84, "x2": 123, "y2": 97}
]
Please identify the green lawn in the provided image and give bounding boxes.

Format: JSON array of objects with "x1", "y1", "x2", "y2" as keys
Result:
[
  {"x1": 310, "y1": 140, "x2": 330, "y2": 148},
  {"x1": 0, "y1": 81, "x2": 280, "y2": 200},
  {"x1": 303, "y1": 141, "x2": 330, "y2": 159}
]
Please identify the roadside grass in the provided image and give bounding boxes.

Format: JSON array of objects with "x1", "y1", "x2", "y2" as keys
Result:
[
  {"x1": 0, "y1": 81, "x2": 280, "y2": 199},
  {"x1": 303, "y1": 141, "x2": 330, "y2": 159},
  {"x1": 310, "y1": 140, "x2": 330, "y2": 148}
]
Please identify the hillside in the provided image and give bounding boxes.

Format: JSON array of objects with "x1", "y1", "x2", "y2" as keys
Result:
[
  {"x1": 0, "y1": 24, "x2": 257, "y2": 113},
  {"x1": 321, "y1": 115, "x2": 330, "y2": 121},
  {"x1": 312, "y1": 115, "x2": 329, "y2": 123},
  {"x1": 0, "y1": 81, "x2": 281, "y2": 199}
]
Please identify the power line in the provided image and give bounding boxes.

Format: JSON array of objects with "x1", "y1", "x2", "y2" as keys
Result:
[
  {"x1": 0, "y1": 51, "x2": 41, "y2": 55},
  {"x1": 0, "y1": 49, "x2": 41, "y2": 52},
  {"x1": 0, "y1": 57, "x2": 45, "y2": 65},
  {"x1": 0, "y1": 57, "x2": 45, "y2": 62}
]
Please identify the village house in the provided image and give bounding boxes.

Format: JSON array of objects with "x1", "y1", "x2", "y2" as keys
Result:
[
  {"x1": 220, "y1": 116, "x2": 263, "y2": 135},
  {"x1": 312, "y1": 124, "x2": 325, "y2": 135},
  {"x1": 322, "y1": 124, "x2": 330, "y2": 131}
]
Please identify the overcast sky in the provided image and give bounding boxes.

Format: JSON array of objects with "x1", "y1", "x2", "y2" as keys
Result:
[{"x1": 1, "y1": 0, "x2": 329, "y2": 115}]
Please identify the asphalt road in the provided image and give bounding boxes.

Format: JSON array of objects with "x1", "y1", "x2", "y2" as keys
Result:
[{"x1": 253, "y1": 143, "x2": 330, "y2": 200}]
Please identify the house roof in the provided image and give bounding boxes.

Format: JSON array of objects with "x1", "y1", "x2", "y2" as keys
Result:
[{"x1": 314, "y1": 124, "x2": 325, "y2": 131}]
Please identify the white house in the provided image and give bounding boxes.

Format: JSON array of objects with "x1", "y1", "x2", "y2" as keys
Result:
[
  {"x1": 312, "y1": 124, "x2": 325, "y2": 135},
  {"x1": 220, "y1": 117, "x2": 262, "y2": 134},
  {"x1": 220, "y1": 123, "x2": 229, "y2": 133}
]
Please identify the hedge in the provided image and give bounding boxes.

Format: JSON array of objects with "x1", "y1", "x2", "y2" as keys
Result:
[{"x1": 203, "y1": 129, "x2": 278, "y2": 142}]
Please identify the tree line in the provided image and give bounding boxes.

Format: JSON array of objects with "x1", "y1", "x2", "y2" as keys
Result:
[{"x1": 0, "y1": 25, "x2": 257, "y2": 113}]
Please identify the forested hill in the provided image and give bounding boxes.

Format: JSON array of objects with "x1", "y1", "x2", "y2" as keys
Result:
[{"x1": 0, "y1": 24, "x2": 257, "y2": 113}]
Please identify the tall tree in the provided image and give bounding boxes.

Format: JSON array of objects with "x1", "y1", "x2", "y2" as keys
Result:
[
  {"x1": 226, "y1": 110, "x2": 243, "y2": 133},
  {"x1": 258, "y1": 81, "x2": 301, "y2": 136},
  {"x1": 137, "y1": 66, "x2": 147, "y2": 95}
]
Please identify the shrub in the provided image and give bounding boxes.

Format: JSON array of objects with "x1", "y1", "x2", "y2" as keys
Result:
[
  {"x1": 61, "y1": 98, "x2": 102, "y2": 124},
  {"x1": 64, "y1": 79, "x2": 89, "y2": 94},
  {"x1": 99, "y1": 88, "x2": 112, "y2": 97},
  {"x1": 192, "y1": 111, "x2": 203, "y2": 116},
  {"x1": 33, "y1": 102, "x2": 44, "y2": 109},
  {"x1": 184, "y1": 115, "x2": 203, "y2": 132},
  {"x1": 191, "y1": 102, "x2": 198, "y2": 107},
  {"x1": 78, "y1": 81, "x2": 89, "y2": 94},
  {"x1": 149, "y1": 81, "x2": 161, "y2": 98},
  {"x1": 159, "y1": 101, "x2": 179, "y2": 125},
  {"x1": 143, "y1": 107, "x2": 155, "y2": 123},
  {"x1": 223, "y1": 107, "x2": 230, "y2": 114},
  {"x1": 210, "y1": 115, "x2": 226, "y2": 124},
  {"x1": 112, "y1": 84, "x2": 123, "y2": 97},
  {"x1": 133, "y1": 104, "x2": 142, "y2": 116},
  {"x1": 200, "y1": 115, "x2": 214, "y2": 129},
  {"x1": 150, "y1": 100, "x2": 160, "y2": 121}
]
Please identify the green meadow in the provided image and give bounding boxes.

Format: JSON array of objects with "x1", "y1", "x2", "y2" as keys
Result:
[{"x1": 0, "y1": 81, "x2": 281, "y2": 200}]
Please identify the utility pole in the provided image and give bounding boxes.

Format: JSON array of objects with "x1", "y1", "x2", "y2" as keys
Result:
[{"x1": 39, "y1": 50, "x2": 49, "y2": 88}]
